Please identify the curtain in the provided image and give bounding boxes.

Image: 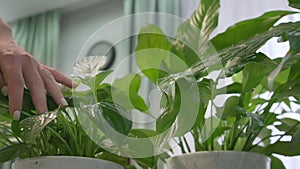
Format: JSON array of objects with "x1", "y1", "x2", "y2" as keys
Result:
[{"x1": 12, "y1": 10, "x2": 60, "y2": 68}]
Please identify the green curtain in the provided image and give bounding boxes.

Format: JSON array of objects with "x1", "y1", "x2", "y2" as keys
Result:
[
  {"x1": 12, "y1": 10, "x2": 60, "y2": 68},
  {"x1": 124, "y1": 0, "x2": 180, "y2": 16}
]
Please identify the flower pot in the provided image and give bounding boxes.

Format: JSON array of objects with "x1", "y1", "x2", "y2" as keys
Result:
[
  {"x1": 11, "y1": 156, "x2": 124, "y2": 169},
  {"x1": 167, "y1": 151, "x2": 270, "y2": 169}
]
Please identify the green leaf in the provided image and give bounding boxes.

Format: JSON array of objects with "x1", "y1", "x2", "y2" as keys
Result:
[
  {"x1": 276, "y1": 118, "x2": 300, "y2": 135},
  {"x1": 0, "y1": 143, "x2": 32, "y2": 163},
  {"x1": 95, "y1": 70, "x2": 113, "y2": 89},
  {"x1": 211, "y1": 10, "x2": 296, "y2": 51},
  {"x1": 268, "y1": 53, "x2": 300, "y2": 90},
  {"x1": 217, "y1": 82, "x2": 242, "y2": 94},
  {"x1": 97, "y1": 83, "x2": 113, "y2": 101},
  {"x1": 135, "y1": 24, "x2": 174, "y2": 82},
  {"x1": 218, "y1": 96, "x2": 240, "y2": 120},
  {"x1": 197, "y1": 22, "x2": 300, "y2": 79},
  {"x1": 171, "y1": 0, "x2": 220, "y2": 67},
  {"x1": 242, "y1": 56, "x2": 276, "y2": 93},
  {"x1": 190, "y1": 0, "x2": 220, "y2": 37},
  {"x1": 156, "y1": 84, "x2": 181, "y2": 134},
  {"x1": 100, "y1": 102, "x2": 132, "y2": 136},
  {"x1": 265, "y1": 127, "x2": 300, "y2": 157},
  {"x1": 112, "y1": 74, "x2": 149, "y2": 113},
  {"x1": 264, "y1": 141, "x2": 300, "y2": 156},
  {"x1": 288, "y1": 0, "x2": 300, "y2": 9},
  {"x1": 130, "y1": 129, "x2": 157, "y2": 138},
  {"x1": 270, "y1": 155, "x2": 285, "y2": 169}
]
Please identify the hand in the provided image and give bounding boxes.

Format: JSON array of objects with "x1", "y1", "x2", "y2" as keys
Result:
[{"x1": 0, "y1": 18, "x2": 75, "y2": 120}]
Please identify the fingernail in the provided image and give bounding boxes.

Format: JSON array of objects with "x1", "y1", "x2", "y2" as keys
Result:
[
  {"x1": 1, "y1": 86, "x2": 8, "y2": 96},
  {"x1": 61, "y1": 98, "x2": 68, "y2": 106},
  {"x1": 13, "y1": 110, "x2": 21, "y2": 121},
  {"x1": 72, "y1": 81, "x2": 78, "y2": 88}
]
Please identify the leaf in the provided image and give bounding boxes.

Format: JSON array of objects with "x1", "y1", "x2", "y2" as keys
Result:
[
  {"x1": 242, "y1": 56, "x2": 276, "y2": 94},
  {"x1": 95, "y1": 70, "x2": 113, "y2": 89},
  {"x1": 288, "y1": 0, "x2": 300, "y2": 9},
  {"x1": 268, "y1": 54, "x2": 300, "y2": 90},
  {"x1": 112, "y1": 74, "x2": 149, "y2": 113},
  {"x1": 257, "y1": 127, "x2": 272, "y2": 146},
  {"x1": 100, "y1": 102, "x2": 132, "y2": 136},
  {"x1": 97, "y1": 83, "x2": 113, "y2": 101},
  {"x1": 171, "y1": 0, "x2": 220, "y2": 67},
  {"x1": 130, "y1": 129, "x2": 157, "y2": 138},
  {"x1": 276, "y1": 118, "x2": 300, "y2": 135},
  {"x1": 264, "y1": 141, "x2": 300, "y2": 156},
  {"x1": 73, "y1": 56, "x2": 108, "y2": 79},
  {"x1": 218, "y1": 96, "x2": 240, "y2": 120},
  {"x1": 156, "y1": 84, "x2": 181, "y2": 134},
  {"x1": 193, "y1": 22, "x2": 300, "y2": 79},
  {"x1": 217, "y1": 82, "x2": 242, "y2": 94},
  {"x1": 135, "y1": 24, "x2": 173, "y2": 82},
  {"x1": 0, "y1": 143, "x2": 32, "y2": 163},
  {"x1": 270, "y1": 155, "x2": 285, "y2": 169},
  {"x1": 211, "y1": 10, "x2": 296, "y2": 51}
]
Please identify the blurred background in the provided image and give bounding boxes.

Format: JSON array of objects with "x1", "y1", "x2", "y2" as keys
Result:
[{"x1": 0, "y1": 0, "x2": 299, "y2": 168}]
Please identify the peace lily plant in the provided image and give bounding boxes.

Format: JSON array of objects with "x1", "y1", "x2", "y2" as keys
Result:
[
  {"x1": 0, "y1": 0, "x2": 300, "y2": 169},
  {"x1": 131, "y1": 0, "x2": 300, "y2": 168}
]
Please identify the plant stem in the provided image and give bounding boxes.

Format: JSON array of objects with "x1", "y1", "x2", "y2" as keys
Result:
[
  {"x1": 46, "y1": 126, "x2": 73, "y2": 155},
  {"x1": 230, "y1": 120, "x2": 249, "y2": 150}
]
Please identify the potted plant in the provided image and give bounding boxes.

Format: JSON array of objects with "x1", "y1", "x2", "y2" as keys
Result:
[
  {"x1": 131, "y1": 0, "x2": 300, "y2": 168},
  {"x1": 1, "y1": 0, "x2": 299, "y2": 168},
  {"x1": 0, "y1": 57, "x2": 136, "y2": 169}
]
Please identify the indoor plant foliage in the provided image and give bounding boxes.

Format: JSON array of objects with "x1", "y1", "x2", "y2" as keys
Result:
[
  {"x1": 0, "y1": 67, "x2": 134, "y2": 168},
  {"x1": 133, "y1": 0, "x2": 300, "y2": 168},
  {"x1": 0, "y1": 0, "x2": 300, "y2": 169}
]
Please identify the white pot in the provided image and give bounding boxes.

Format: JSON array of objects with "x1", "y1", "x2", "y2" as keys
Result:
[
  {"x1": 12, "y1": 156, "x2": 124, "y2": 169},
  {"x1": 167, "y1": 151, "x2": 270, "y2": 169}
]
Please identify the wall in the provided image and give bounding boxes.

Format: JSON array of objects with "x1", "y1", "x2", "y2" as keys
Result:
[{"x1": 58, "y1": 0, "x2": 125, "y2": 76}]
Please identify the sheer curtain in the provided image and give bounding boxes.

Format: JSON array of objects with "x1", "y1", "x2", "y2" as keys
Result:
[{"x1": 12, "y1": 10, "x2": 60, "y2": 68}]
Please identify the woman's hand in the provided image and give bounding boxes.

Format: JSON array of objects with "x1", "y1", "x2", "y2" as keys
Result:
[{"x1": 0, "y1": 18, "x2": 75, "y2": 120}]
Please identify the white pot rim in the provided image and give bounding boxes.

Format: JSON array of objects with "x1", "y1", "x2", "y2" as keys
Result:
[
  {"x1": 169, "y1": 151, "x2": 270, "y2": 160},
  {"x1": 14, "y1": 155, "x2": 111, "y2": 162},
  {"x1": 12, "y1": 155, "x2": 124, "y2": 169}
]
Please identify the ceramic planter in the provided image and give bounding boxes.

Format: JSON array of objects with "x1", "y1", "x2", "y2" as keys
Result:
[
  {"x1": 167, "y1": 151, "x2": 270, "y2": 169},
  {"x1": 11, "y1": 156, "x2": 124, "y2": 169}
]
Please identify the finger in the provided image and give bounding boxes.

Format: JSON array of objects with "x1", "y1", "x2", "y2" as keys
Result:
[
  {"x1": 22, "y1": 55, "x2": 48, "y2": 114},
  {"x1": 43, "y1": 65, "x2": 77, "y2": 88},
  {"x1": 39, "y1": 67, "x2": 68, "y2": 107},
  {"x1": 0, "y1": 51, "x2": 24, "y2": 120},
  {"x1": 1, "y1": 67, "x2": 24, "y2": 120}
]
